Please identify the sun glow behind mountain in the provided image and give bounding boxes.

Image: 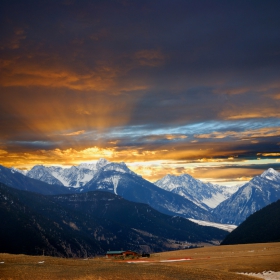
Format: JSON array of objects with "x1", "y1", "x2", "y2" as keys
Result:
[{"x1": 0, "y1": 1, "x2": 280, "y2": 185}]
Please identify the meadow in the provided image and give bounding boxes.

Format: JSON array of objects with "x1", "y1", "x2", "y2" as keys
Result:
[{"x1": 0, "y1": 242, "x2": 279, "y2": 280}]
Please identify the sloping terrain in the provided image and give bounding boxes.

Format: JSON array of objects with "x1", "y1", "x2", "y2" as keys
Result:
[
  {"x1": 82, "y1": 165, "x2": 212, "y2": 221},
  {"x1": 1, "y1": 243, "x2": 280, "y2": 280},
  {"x1": 0, "y1": 183, "x2": 227, "y2": 257},
  {"x1": 52, "y1": 191, "x2": 226, "y2": 244},
  {"x1": 221, "y1": 199, "x2": 280, "y2": 245},
  {"x1": 0, "y1": 165, "x2": 72, "y2": 195},
  {"x1": 212, "y1": 169, "x2": 280, "y2": 225},
  {"x1": 155, "y1": 174, "x2": 237, "y2": 209}
]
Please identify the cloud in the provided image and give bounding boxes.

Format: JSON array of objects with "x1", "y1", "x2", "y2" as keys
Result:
[
  {"x1": 195, "y1": 127, "x2": 280, "y2": 140},
  {"x1": 257, "y1": 153, "x2": 280, "y2": 157},
  {"x1": 0, "y1": 0, "x2": 280, "y2": 185},
  {"x1": 0, "y1": 60, "x2": 118, "y2": 91},
  {"x1": 61, "y1": 130, "x2": 85, "y2": 136},
  {"x1": 133, "y1": 49, "x2": 165, "y2": 67},
  {"x1": 0, "y1": 150, "x2": 8, "y2": 155},
  {"x1": 0, "y1": 27, "x2": 26, "y2": 50}
]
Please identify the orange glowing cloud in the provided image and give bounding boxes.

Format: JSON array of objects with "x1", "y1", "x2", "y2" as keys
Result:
[
  {"x1": 0, "y1": 60, "x2": 118, "y2": 91},
  {"x1": 61, "y1": 130, "x2": 86, "y2": 136},
  {"x1": 257, "y1": 153, "x2": 280, "y2": 157},
  {"x1": 189, "y1": 167, "x2": 260, "y2": 183},
  {"x1": 195, "y1": 127, "x2": 280, "y2": 140}
]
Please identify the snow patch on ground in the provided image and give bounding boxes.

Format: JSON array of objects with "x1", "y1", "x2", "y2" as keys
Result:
[
  {"x1": 238, "y1": 271, "x2": 280, "y2": 280},
  {"x1": 188, "y1": 218, "x2": 237, "y2": 232}
]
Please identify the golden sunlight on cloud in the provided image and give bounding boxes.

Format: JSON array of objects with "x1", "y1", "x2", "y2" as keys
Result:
[
  {"x1": 165, "y1": 134, "x2": 187, "y2": 140},
  {"x1": 227, "y1": 112, "x2": 280, "y2": 120},
  {"x1": 0, "y1": 145, "x2": 273, "y2": 184},
  {"x1": 257, "y1": 152, "x2": 280, "y2": 157},
  {"x1": 61, "y1": 130, "x2": 86, "y2": 136},
  {"x1": 0, "y1": 150, "x2": 8, "y2": 155},
  {"x1": 189, "y1": 167, "x2": 258, "y2": 182},
  {"x1": 0, "y1": 60, "x2": 117, "y2": 91},
  {"x1": 0, "y1": 145, "x2": 213, "y2": 171},
  {"x1": 195, "y1": 127, "x2": 280, "y2": 140},
  {"x1": 0, "y1": 147, "x2": 115, "y2": 169},
  {"x1": 128, "y1": 164, "x2": 189, "y2": 182}
]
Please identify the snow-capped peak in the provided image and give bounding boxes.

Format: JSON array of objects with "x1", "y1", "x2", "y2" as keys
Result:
[
  {"x1": 101, "y1": 161, "x2": 136, "y2": 175},
  {"x1": 77, "y1": 162, "x2": 97, "y2": 171},
  {"x1": 260, "y1": 168, "x2": 280, "y2": 182},
  {"x1": 11, "y1": 167, "x2": 28, "y2": 175},
  {"x1": 96, "y1": 158, "x2": 110, "y2": 170},
  {"x1": 155, "y1": 173, "x2": 236, "y2": 209}
]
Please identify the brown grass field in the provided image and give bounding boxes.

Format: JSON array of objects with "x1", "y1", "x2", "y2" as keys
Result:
[{"x1": 0, "y1": 242, "x2": 279, "y2": 280}]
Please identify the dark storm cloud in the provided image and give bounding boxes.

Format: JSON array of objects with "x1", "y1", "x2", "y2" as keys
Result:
[{"x1": 0, "y1": 0, "x2": 279, "y2": 178}]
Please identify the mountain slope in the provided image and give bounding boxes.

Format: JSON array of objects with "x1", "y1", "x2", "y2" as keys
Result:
[
  {"x1": 0, "y1": 165, "x2": 72, "y2": 195},
  {"x1": 23, "y1": 158, "x2": 113, "y2": 188},
  {"x1": 221, "y1": 199, "x2": 280, "y2": 245},
  {"x1": 0, "y1": 183, "x2": 228, "y2": 257},
  {"x1": 155, "y1": 174, "x2": 237, "y2": 209},
  {"x1": 52, "y1": 191, "x2": 227, "y2": 245},
  {"x1": 0, "y1": 182, "x2": 102, "y2": 256},
  {"x1": 27, "y1": 165, "x2": 65, "y2": 186},
  {"x1": 82, "y1": 163, "x2": 212, "y2": 221},
  {"x1": 212, "y1": 168, "x2": 280, "y2": 225}
]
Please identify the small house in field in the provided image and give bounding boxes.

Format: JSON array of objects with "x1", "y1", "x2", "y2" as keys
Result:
[{"x1": 106, "y1": 250, "x2": 139, "y2": 259}]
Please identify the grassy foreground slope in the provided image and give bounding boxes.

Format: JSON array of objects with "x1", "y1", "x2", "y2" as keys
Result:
[{"x1": 1, "y1": 243, "x2": 279, "y2": 280}]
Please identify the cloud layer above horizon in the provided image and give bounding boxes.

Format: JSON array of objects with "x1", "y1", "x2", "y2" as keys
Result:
[{"x1": 1, "y1": 0, "x2": 280, "y2": 185}]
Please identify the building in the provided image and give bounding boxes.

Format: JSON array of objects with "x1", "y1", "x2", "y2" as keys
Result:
[{"x1": 106, "y1": 250, "x2": 139, "y2": 259}]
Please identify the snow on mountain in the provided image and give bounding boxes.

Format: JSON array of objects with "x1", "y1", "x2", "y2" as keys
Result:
[
  {"x1": 188, "y1": 218, "x2": 237, "y2": 232},
  {"x1": 261, "y1": 167, "x2": 280, "y2": 182},
  {"x1": 11, "y1": 167, "x2": 28, "y2": 176},
  {"x1": 27, "y1": 165, "x2": 64, "y2": 186},
  {"x1": 155, "y1": 174, "x2": 236, "y2": 209},
  {"x1": 212, "y1": 168, "x2": 280, "y2": 225},
  {"x1": 102, "y1": 161, "x2": 137, "y2": 175},
  {"x1": 48, "y1": 165, "x2": 96, "y2": 188},
  {"x1": 77, "y1": 162, "x2": 98, "y2": 171},
  {"x1": 23, "y1": 158, "x2": 135, "y2": 188},
  {"x1": 82, "y1": 166, "x2": 212, "y2": 221}
]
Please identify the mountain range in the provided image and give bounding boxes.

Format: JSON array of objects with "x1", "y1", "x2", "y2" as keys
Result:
[
  {"x1": 0, "y1": 182, "x2": 227, "y2": 257},
  {"x1": 212, "y1": 168, "x2": 280, "y2": 225},
  {"x1": 2, "y1": 159, "x2": 280, "y2": 226},
  {"x1": 11, "y1": 160, "x2": 213, "y2": 221},
  {"x1": 155, "y1": 174, "x2": 238, "y2": 209}
]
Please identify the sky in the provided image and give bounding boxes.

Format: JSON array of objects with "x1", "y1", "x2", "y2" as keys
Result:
[{"x1": 1, "y1": 0, "x2": 280, "y2": 186}]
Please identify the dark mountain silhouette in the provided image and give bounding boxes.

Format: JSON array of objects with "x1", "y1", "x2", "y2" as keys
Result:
[
  {"x1": 221, "y1": 199, "x2": 280, "y2": 245},
  {"x1": 0, "y1": 183, "x2": 227, "y2": 257}
]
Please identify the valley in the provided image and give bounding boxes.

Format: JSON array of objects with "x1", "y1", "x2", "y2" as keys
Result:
[{"x1": 1, "y1": 243, "x2": 279, "y2": 280}]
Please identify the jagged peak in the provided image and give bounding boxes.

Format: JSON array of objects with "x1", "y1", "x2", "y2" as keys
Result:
[
  {"x1": 96, "y1": 158, "x2": 110, "y2": 169},
  {"x1": 260, "y1": 168, "x2": 280, "y2": 181},
  {"x1": 30, "y1": 164, "x2": 46, "y2": 170}
]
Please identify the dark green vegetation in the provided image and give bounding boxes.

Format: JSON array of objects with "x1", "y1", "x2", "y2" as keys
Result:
[
  {"x1": 222, "y1": 200, "x2": 280, "y2": 245},
  {"x1": 0, "y1": 183, "x2": 227, "y2": 257}
]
